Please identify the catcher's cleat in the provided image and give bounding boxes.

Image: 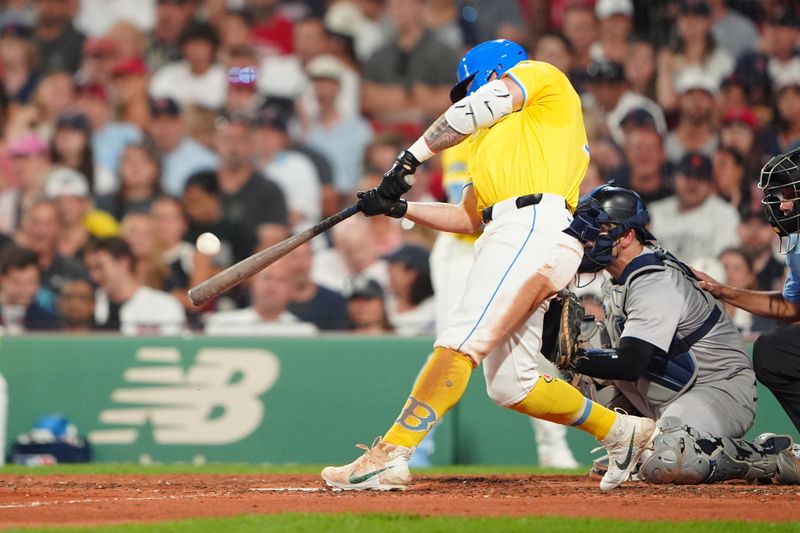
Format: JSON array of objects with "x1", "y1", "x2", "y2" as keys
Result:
[
  {"x1": 598, "y1": 413, "x2": 657, "y2": 491},
  {"x1": 321, "y1": 437, "x2": 414, "y2": 491}
]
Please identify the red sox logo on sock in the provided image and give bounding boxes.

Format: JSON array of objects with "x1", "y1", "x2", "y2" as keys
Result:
[{"x1": 396, "y1": 396, "x2": 437, "y2": 431}]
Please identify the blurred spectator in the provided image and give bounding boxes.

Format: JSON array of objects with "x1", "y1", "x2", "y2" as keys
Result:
[
  {"x1": 121, "y1": 211, "x2": 167, "y2": 290},
  {"x1": 110, "y1": 57, "x2": 151, "y2": 130},
  {"x1": 146, "y1": 0, "x2": 197, "y2": 70},
  {"x1": 96, "y1": 143, "x2": 162, "y2": 220},
  {"x1": 77, "y1": 37, "x2": 119, "y2": 85},
  {"x1": 149, "y1": 21, "x2": 226, "y2": 109},
  {"x1": 733, "y1": 8, "x2": 800, "y2": 113},
  {"x1": 182, "y1": 170, "x2": 250, "y2": 266},
  {"x1": 148, "y1": 97, "x2": 217, "y2": 195},
  {"x1": 204, "y1": 258, "x2": 318, "y2": 336},
  {"x1": 15, "y1": 199, "x2": 88, "y2": 297},
  {"x1": 765, "y1": 74, "x2": 800, "y2": 156},
  {"x1": 0, "y1": 244, "x2": 57, "y2": 333},
  {"x1": 458, "y1": 0, "x2": 526, "y2": 46},
  {"x1": 384, "y1": 244, "x2": 435, "y2": 336},
  {"x1": 707, "y1": 0, "x2": 758, "y2": 59},
  {"x1": 106, "y1": 21, "x2": 147, "y2": 61},
  {"x1": 57, "y1": 278, "x2": 96, "y2": 332},
  {"x1": 150, "y1": 194, "x2": 211, "y2": 321},
  {"x1": 579, "y1": 162, "x2": 606, "y2": 198},
  {"x1": 7, "y1": 133, "x2": 52, "y2": 225},
  {"x1": 76, "y1": 82, "x2": 141, "y2": 184},
  {"x1": 345, "y1": 276, "x2": 393, "y2": 334},
  {"x1": 328, "y1": 0, "x2": 388, "y2": 64},
  {"x1": 562, "y1": 1, "x2": 598, "y2": 80},
  {"x1": 251, "y1": 107, "x2": 321, "y2": 232},
  {"x1": 75, "y1": 0, "x2": 155, "y2": 37},
  {"x1": 33, "y1": 0, "x2": 85, "y2": 73},
  {"x1": 425, "y1": 0, "x2": 463, "y2": 50},
  {"x1": 84, "y1": 236, "x2": 185, "y2": 335},
  {"x1": 533, "y1": 31, "x2": 573, "y2": 77},
  {"x1": 52, "y1": 111, "x2": 114, "y2": 195},
  {"x1": 43, "y1": 166, "x2": 119, "y2": 258},
  {"x1": 609, "y1": 126, "x2": 673, "y2": 204},
  {"x1": 592, "y1": 0, "x2": 633, "y2": 64},
  {"x1": 656, "y1": 0, "x2": 733, "y2": 111},
  {"x1": 27, "y1": 70, "x2": 76, "y2": 139},
  {"x1": 285, "y1": 242, "x2": 350, "y2": 331},
  {"x1": 312, "y1": 216, "x2": 388, "y2": 292},
  {"x1": 0, "y1": 22, "x2": 40, "y2": 105},
  {"x1": 718, "y1": 246, "x2": 778, "y2": 336},
  {"x1": 719, "y1": 106, "x2": 762, "y2": 175},
  {"x1": 664, "y1": 71, "x2": 719, "y2": 163},
  {"x1": 712, "y1": 145, "x2": 752, "y2": 217},
  {"x1": 649, "y1": 152, "x2": 740, "y2": 263},
  {"x1": 215, "y1": 115, "x2": 288, "y2": 251},
  {"x1": 624, "y1": 39, "x2": 658, "y2": 100},
  {"x1": 304, "y1": 55, "x2": 373, "y2": 197},
  {"x1": 583, "y1": 60, "x2": 666, "y2": 147},
  {"x1": 361, "y1": 0, "x2": 458, "y2": 123},
  {"x1": 249, "y1": 0, "x2": 295, "y2": 56},
  {"x1": 737, "y1": 210, "x2": 786, "y2": 292}
]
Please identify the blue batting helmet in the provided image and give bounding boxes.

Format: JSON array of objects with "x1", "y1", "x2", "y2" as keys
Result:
[
  {"x1": 566, "y1": 184, "x2": 656, "y2": 273},
  {"x1": 449, "y1": 39, "x2": 528, "y2": 103}
]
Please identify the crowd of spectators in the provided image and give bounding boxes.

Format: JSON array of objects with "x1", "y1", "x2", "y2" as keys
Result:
[{"x1": 0, "y1": 0, "x2": 797, "y2": 339}]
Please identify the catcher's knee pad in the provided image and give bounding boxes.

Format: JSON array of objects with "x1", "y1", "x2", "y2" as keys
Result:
[
  {"x1": 639, "y1": 416, "x2": 711, "y2": 484},
  {"x1": 700, "y1": 437, "x2": 779, "y2": 483}
]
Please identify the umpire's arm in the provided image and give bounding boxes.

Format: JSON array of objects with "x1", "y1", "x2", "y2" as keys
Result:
[{"x1": 695, "y1": 270, "x2": 800, "y2": 321}]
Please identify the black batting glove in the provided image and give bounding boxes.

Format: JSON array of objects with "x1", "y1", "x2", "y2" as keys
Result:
[
  {"x1": 377, "y1": 150, "x2": 419, "y2": 200},
  {"x1": 357, "y1": 188, "x2": 408, "y2": 218}
]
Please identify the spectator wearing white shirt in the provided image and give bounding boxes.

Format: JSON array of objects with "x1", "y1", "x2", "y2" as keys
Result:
[
  {"x1": 383, "y1": 244, "x2": 435, "y2": 337},
  {"x1": 205, "y1": 258, "x2": 318, "y2": 337},
  {"x1": 251, "y1": 106, "x2": 321, "y2": 232},
  {"x1": 304, "y1": 55, "x2": 373, "y2": 196},
  {"x1": 84, "y1": 237, "x2": 185, "y2": 335},
  {"x1": 149, "y1": 21, "x2": 227, "y2": 110},
  {"x1": 148, "y1": 97, "x2": 218, "y2": 196},
  {"x1": 648, "y1": 152, "x2": 740, "y2": 264}
]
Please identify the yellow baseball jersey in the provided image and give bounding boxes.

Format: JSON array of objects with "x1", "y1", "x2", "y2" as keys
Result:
[
  {"x1": 441, "y1": 142, "x2": 479, "y2": 244},
  {"x1": 467, "y1": 60, "x2": 589, "y2": 212}
]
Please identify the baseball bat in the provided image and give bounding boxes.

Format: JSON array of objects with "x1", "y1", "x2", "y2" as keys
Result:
[{"x1": 188, "y1": 203, "x2": 362, "y2": 306}]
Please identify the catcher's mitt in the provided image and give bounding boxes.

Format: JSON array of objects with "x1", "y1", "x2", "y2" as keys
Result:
[{"x1": 555, "y1": 289, "x2": 586, "y2": 370}]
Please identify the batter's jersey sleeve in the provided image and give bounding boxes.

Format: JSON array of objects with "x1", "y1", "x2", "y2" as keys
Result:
[
  {"x1": 504, "y1": 60, "x2": 570, "y2": 110},
  {"x1": 620, "y1": 274, "x2": 683, "y2": 352}
]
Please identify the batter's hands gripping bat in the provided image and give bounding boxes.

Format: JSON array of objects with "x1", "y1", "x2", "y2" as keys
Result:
[{"x1": 188, "y1": 203, "x2": 361, "y2": 306}]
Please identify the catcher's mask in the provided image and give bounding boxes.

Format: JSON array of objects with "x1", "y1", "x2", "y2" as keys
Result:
[
  {"x1": 759, "y1": 145, "x2": 800, "y2": 250},
  {"x1": 566, "y1": 184, "x2": 656, "y2": 273}
]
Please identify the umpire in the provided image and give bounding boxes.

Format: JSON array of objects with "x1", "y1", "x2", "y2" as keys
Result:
[{"x1": 697, "y1": 145, "x2": 800, "y2": 433}]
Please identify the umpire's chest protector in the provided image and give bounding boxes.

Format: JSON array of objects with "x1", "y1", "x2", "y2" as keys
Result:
[{"x1": 600, "y1": 250, "x2": 716, "y2": 406}]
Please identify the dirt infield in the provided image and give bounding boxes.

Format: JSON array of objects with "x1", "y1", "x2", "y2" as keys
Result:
[{"x1": 0, "y1": 474, "x2": 799, "y2": 528}]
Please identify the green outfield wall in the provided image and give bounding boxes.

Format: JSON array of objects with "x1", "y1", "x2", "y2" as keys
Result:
[{"x1": 0, "y1": 336, "x2": 795, "y2": 465}]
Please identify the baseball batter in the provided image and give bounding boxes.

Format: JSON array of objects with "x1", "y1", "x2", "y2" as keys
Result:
[
  {"x1": 430, "y1": 143, "x2": 579, "y2": 469},
  {"x1": 321, "y1": 39, "x2": 656, "y2": 492},
  {"x1": 560, "y1": 184, "x2": 800, "y2": 484}
]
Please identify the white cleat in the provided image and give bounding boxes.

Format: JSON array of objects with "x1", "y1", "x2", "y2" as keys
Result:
[
  {"x1": 321, "y1": 437, "x2": 414, "y2": 491},
  {"x1": 599, "y1": 413, "x2": 657, "y2": 491}
]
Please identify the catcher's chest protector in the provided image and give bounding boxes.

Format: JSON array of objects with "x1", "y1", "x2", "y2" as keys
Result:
[{"x1": 600, "y1": 250, "x2": 719, "y2": 405}]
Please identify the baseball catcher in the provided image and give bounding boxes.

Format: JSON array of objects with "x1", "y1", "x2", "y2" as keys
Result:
[{"x1": 546, "y1": 184, "x2": 800, "y2": 484}]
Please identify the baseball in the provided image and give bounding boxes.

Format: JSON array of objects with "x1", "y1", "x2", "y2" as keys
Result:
[{"x1": 196, "y1": 232, "x2": 221, "y2": 256}]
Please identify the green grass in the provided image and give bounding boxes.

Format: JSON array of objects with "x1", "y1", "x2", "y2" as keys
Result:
[
  {"x1": 5, "y1": 513, "x2": 800, "y2": 533},
  {"x1": 0, "y1": 463, "x2": 586, "y2": 476}
]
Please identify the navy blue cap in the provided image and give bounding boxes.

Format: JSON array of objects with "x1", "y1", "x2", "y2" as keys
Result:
[
  {"x1": 55, "y1": 112, "x2": 92, "y2": 134},
  {"x1": 680, "y1": 0, "x2": 710, "y2": 16},
  {"x1": 677, "y1": 152, "x2": 712, "y2": 180},
  {"x1": 345, "y1": 277, "x2": 384, "y2": 300},
  {"x1": 149, "y1": 97, "x2": 181, "y2": 117},
  {"x1": 586, "y1": 61, "x2": 625, "y2": 83},
  {"x1": 0, "y1": 22, "x2": 33, "y2": 39},
  {"x1": 383, "y1": 244, "x2": 430, "y2": 275}
]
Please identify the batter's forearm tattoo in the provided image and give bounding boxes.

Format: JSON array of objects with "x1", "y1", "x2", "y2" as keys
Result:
[{"x1": 423, "y1": 115, "x2": 468, "y2": 153}]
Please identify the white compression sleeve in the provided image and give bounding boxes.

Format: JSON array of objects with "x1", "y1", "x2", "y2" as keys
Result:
[{"x1": 444, "y1": 79, "x2": 514, "y2": 135}]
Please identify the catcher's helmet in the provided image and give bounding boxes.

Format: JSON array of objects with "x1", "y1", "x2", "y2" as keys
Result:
[
  {"x1": 567, "y1": 184, "x2": 656, "y2": 273},
  {"x1": 759, "y1": 145, "x2": 800, "y2": 239},
  {"x1": 449, "y1": 39, "x2": 528, "y2": 103}
]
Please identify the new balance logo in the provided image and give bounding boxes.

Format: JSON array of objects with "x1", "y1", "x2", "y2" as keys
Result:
[{"x1": 89, "y1": 348, "x2": 279, "y2": 445}]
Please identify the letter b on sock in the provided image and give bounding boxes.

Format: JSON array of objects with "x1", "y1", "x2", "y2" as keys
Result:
[{"x1": 396, "y1": 397, "x2": 438, "y2": 431}]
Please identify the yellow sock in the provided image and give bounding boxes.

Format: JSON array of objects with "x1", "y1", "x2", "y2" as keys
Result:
[
  {"x1": 509, "y1": 375, "x2": 617, "y2": 440},
  {"x1": 383, "y1": 347, "x2": 474, "y2": 448}
]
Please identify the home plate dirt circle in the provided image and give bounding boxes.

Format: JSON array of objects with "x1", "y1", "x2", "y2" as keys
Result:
[{"x1": 0, "y1": 474, "x2": 798, "y2": 528}]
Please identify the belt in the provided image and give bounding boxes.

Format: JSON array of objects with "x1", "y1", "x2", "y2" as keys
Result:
[{"x1": 481, "y1": 193, "x2": 569, "y2": 224}]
